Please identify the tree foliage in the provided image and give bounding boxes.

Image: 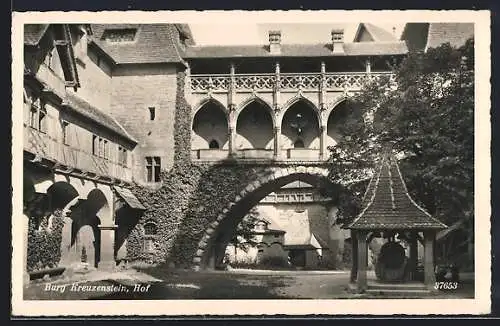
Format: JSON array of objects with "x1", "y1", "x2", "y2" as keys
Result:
[{"x1": 329, "y1": 39, "x2": 475, "y2": 239}]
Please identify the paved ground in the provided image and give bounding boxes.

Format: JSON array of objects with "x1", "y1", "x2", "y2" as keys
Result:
[{"x1": 24, "y1": 266, "x2": 474, "y2": 300}]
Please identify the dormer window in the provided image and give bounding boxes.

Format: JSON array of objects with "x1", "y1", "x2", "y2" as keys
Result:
[{"x1": 102, "y1": 28, "x2": 137, "y2": 43}]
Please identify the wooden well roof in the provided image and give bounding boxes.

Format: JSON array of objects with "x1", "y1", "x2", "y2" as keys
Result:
[{"x1": 346, "y1": 154, "x2": 447, "y2": 230}]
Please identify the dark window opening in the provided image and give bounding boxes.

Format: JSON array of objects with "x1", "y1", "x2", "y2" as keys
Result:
[
  {"x1": 38, "y1": 106, "x2": 47, "y2": 133},
  {"x1": 209, "y1": 139, "x2": 220, "y2": 149},
  {"x1": 149, "y1": 107, "x2": 156, "y2": 121},
  {"x1": 103, "y1": 140, "x2": 108, "y2": 159},
  {"x1": 92, "y1": 135, "x2": 98, "y2": 155},
  {"x1": 144, "y1": 222, "x2": 158, "y2": 236},
  {"x1": 294, "y1": 139, "x2": 305, "y2": 148},
  {"x1": 62, "y1": 121, "x2": 69, "y2": 145},
  {"x1": 29, "y1": 106, "x2": 38, "y2": 129}
]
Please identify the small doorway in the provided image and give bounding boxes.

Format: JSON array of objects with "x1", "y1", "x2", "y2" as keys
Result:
[{"x1": 289, "y1": 249, "x2": 306, "y2": 267}]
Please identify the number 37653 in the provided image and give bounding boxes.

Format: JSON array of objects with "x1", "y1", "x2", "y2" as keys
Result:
[{"x1": 434, "y1": 282, "x2": 458, "y2": 290}]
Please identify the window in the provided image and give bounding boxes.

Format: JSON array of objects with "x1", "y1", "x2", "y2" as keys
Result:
[
  {"x1": 294, "y1": 139, "x2": 305, "y2": 148},
  {"x1": 45, "y1": 48, "x2": 53, "y2": 70},
  {"x1": 92, "y1": 135, "x2": 98, "y2": 155},
  {"x1": 61, "y1": 121, "x2": 69, "y2": 145},
  {"x1": 28, "y1": 96, "x2": 47, "y2": 132},
  {"x1": 209, "y1": 139, "x2": 220, "y2": 149},
  {"x1": 144, "y1": 222, "x2": 158, "y2": 236},
  {"x1": 38, "y1": 105, "x2": 47, "y2": 133},
  {"x1": 145, "y1": 156, "x2": 161, "y2": 182},
  {"x1": 148, "y1": 107, "x2": 156, "y2": 121},
  {"x1": 118, "y1": 146, "x2": 128, "y2": 166},
  {"x1": 103, "y1": 140, "x2": 108, "y2": 159},
  {"x1": 29, "y1": 105, "x2": 38, "y2": 129},
  {"x1": 92, "y1": 135, "x2": 109, "y2": 158},
  {"x1": 143, "y1": 222, "x2": 157, "y2": 253}
]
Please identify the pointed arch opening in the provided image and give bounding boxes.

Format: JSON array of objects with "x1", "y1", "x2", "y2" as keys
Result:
[
  {"x1": 235, "y1": 100, "x2": 274, "y2": 158},
  {"x1": 281, "y1": 99, "x2": 320, "y2": 160},
  {"x1": 192, "y1": 99, "x2": 229, "y2": 160},
  {"x1": 326, "y1": 99, "x2": 352, "y2": 149}
]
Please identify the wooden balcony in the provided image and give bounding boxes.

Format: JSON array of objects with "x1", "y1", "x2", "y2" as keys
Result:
[
  {"x1": 24, "y1": 125, "x2": 132, "y2": 183},
  {"x1": 190, "y1": 71, "x2": 395, "y2": 93}
]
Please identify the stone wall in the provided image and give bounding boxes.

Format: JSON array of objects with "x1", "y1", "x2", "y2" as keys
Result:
[{"x1": 111, "y1": 64, "x2": 180, "y2": 181}]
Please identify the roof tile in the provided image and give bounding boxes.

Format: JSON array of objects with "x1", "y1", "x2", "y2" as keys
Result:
[
  {"x1": 184, "y1": 42, "x2": 408, "y2": 59},
  {"x1": 347, "y1": 155, "x2": 447, "y2": 230},
  {"x1": 63, "y1": 91, "x2": 137, "y2": 143},
  {"x1": 90, "y1": 24, "x2": 184, "y2": 64},
  {"x1": 426, "y1": 23, "x2": 474, "y2": 49}
]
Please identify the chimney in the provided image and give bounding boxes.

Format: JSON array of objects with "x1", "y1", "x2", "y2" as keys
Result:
[
  {"x1": 331, "y1": 29, "x2": 345, "y2": 54},
  {"x1": 269, "y1": 30, "x2": 282, "y2": 54}
]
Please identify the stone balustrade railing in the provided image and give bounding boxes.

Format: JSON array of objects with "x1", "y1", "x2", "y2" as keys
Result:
[{"x1": 190, "y1": 71, "x2": 395, "y2": 93}]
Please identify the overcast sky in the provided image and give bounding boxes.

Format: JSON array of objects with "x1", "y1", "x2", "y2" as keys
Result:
[{"x1": 189, "y1": 23, "x2": 406, "y2": 45}]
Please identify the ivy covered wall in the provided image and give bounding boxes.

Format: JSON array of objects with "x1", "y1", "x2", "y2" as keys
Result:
[{"x1": 27, "y1": 212, "x2": 65, "y2": 272}]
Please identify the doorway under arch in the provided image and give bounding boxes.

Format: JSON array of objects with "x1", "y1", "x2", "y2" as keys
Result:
[{"x1": 193, "y1": 166, "x2": 344, "y2": 270}]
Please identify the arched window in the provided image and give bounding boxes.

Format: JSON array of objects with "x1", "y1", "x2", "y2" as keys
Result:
[
  {"x1": 294, "y1": 139, "x2": 305, "y2": 148},
  {"x1": 144, "y1": 222, "x2": 157, "y2": 236},
  {"x1": 209, "y1": 139, "x2": 220, "y2": 149}
]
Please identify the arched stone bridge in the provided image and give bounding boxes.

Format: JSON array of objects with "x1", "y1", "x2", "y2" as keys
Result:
[{"x1": 191, "y1": 163, "x2": 337, "y2": 270}]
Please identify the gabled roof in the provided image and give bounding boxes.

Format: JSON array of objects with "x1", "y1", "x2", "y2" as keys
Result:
[
  {"x1": 354, "y1": 23, "x2": 397, "y2": 42},
  {"x1": 90, "y1": 24, "x2": 186, "y2": 64},
  {"x1": 184, "y1": 42, "x2": 408, "y2": 59},
  {"x1": 401, "y1": 23, "x2": 474, "y2": 52},
  {"x1": 347, "y1": 154, "x2": 447, "y2": 230},
  {"x1": 24, "y1": 24, "x2": 80, "y2": 89},
  {"x1": 62, "y1": 92, "x2": 137, "y2": 144}
]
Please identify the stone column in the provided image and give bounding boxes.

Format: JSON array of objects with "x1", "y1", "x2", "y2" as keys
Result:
[
  {"x1": 228, "y1": 105, "x2": 236, "y2": 157},
  {"x1": 423, "y1": 231, "x2": 436, "y2": 289},
  {"x1": 273, "y1": 126, "x2": 281, "y2": 160},
  {"x1": 356, "y1": 231, "x2": 368, "y2": 292},
  {"x1": 97, "y1": 224, "x2": 117, "y2": 271},
  {"x1": 319, "y1": 125, "x2": 327, "y2": 160},
  {"x1": 350, "y1": 231, "x2": 358, "y2": 283},
  {"x1": 365, "y1": 58, "x2": 371, "y2": 74},
  {"x1": 409, "y1": 231, "x2": 418, "y2": 281}
]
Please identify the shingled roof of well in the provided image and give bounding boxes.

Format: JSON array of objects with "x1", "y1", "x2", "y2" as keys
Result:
[
  {"x1": 90, "y1": 24, "x2": 186, "y2": 64},
  {"x1": 347, "y1": 155, "x2": 447, "y2": 230}
]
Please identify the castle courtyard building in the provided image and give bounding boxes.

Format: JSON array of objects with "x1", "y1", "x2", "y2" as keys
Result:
[{"x1": 21, "y1": 22, "x2": 470, "y2": 279}]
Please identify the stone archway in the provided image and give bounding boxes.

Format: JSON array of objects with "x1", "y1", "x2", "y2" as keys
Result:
[{"x1": 192, "y1": 165, "x2": 334, "y2": 270}]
